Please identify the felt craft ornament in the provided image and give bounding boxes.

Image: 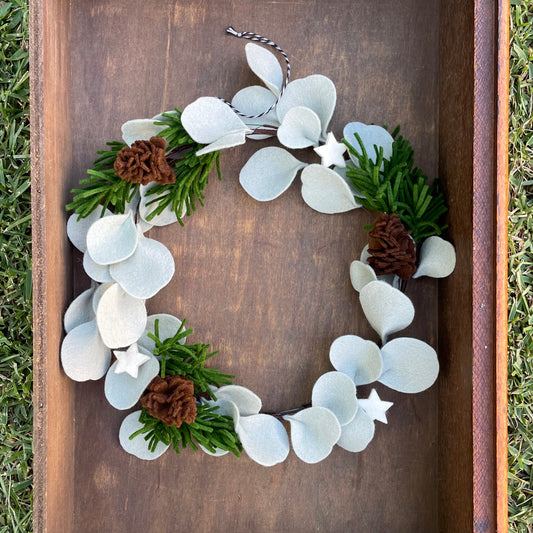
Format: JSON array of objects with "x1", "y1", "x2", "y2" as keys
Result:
[{"x1": 61, "y1": 27, "x2": 456, "y2": 466}]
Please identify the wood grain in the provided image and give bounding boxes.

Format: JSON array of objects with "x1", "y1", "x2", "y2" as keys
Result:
[
  {"x1": 472, "y1": 0, "x2": 498, "y2": 530},
  {"x1": 30, "y1": 0, "x2": 509, "y2": 531},
  {"x1": 31, "y1": 0, "x2": 75, "y2": 532},
  {"x1": 438, "y1": 1, "x2": 509, "y2": 532},
  {"x1": 437, "y1": 1, "x2": 475, "y2": 530}
]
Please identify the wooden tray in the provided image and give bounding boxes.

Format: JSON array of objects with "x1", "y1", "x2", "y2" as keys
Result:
[{"x1": 30, "y1": 1, "x2": 509, "y2": 531}]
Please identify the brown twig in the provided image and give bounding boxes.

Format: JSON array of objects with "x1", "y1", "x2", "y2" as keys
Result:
[{"x1": 266, "y1": 403, "x2": 312, "y2": 421}]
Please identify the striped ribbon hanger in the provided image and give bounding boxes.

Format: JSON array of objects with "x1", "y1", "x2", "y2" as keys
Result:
[{"x1": 221, "y1": 27, "x2": 291, "y2": 119}]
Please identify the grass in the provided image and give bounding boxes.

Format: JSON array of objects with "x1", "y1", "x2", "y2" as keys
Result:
[
  {"x1": 0, "y1": 0, "x2": 531, "y2": 531},
  {"x1": 0, "y1": 1, "x2": 33, "y2": 532},
  {"x1": 508, "y1": 2, "x2": 533, "y2": 532}
]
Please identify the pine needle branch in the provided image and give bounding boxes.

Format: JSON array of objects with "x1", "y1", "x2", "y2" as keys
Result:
[
  {"x1": 66, "y1": 109, "x2": 221, "y2": 222},
  {"x1": 148, "y1": 319, "x2": 234, "y2": 397},
  {"x1": 66, "y1": 142, "x2": 138, "y2": 218},
  {"x1": 143, "y1": 109, "x2": 221, "y2": 225},
  {"x1": 343, "y1": 128, "x2": 448, "y2": 242},
  {"x1": 130, "y1": 405, "x2": 243, "y2": 456},
  {"x1": 132, "y1": 318, "x2": 240, "y2": 456}
]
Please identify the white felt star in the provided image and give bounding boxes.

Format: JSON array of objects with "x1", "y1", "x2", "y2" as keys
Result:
[
  {"x1": 313, "y1": 132, "x2": 347, "y2": 168},
  {"x1": 113, "y1": 343, "x2": 150, "y2": 378},
  {"x1": 358, "y1": 389, "x2": 393, "y2": 424}
]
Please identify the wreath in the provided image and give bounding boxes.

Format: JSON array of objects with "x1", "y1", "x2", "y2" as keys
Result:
[{"x1": 61, "y1": 28, "x2": 456, "y2": 466}]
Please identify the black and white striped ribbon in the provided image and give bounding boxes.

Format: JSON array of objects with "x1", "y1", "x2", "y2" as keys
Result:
[{"x1": 221, "y1": 26, "x2": 291, "y2": 119}]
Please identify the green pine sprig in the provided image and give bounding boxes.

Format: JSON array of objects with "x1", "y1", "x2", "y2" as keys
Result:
[
  {"x1": 66, "y1": 141, "x2": 138, "y2": 218},
  {"x1": 131, "y1": 318, "x2": 241, "y2": 455},
  {"x1": 130, "y1": 404, "x2": 243, "y2": 456},
  {"x1": 66, "y1": 109, "x2": 221, "y2": 222},
  {"x1": 142, "y1": 109, "x2": 221, "y2": 225},
  {"x1": 148, "y1": 318, "x2": 234, "y2": 396},
  {"x1": 343, "y1": 128, "x2": 448, "y2": 242}
]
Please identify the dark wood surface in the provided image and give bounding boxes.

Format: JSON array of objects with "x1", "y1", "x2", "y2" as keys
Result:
[
  {"x1": 437, "y1": 0, "x2": 475, "y2": 530},
  {"x1": 30, "y1": 1, "x2": 509, "y2": 532},
  {"x1": 438, "y1": 1, "x2": 509, "y2": 532}
]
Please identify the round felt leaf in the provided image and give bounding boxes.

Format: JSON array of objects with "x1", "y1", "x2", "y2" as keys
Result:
[
  {"x1": 232, "y1": 85, "x2": 278, "y2": 119},
  {"x1": 412, "y1": 236, "x2": 456, "y2": 279},
  {"x1": 350, "y1": 260, "x2": 377, "y2": 292},
  {"x1": 216, "y1": 385, "x2": 262, "y2": 416},
  {"x1": 83, "y1": 252, "x2": 112, "y2": 283},
  {"x1": 96, "y1": 283, "x2": 147, "y2": 349},
  {"x1": 231, "y1": 86, "x2": 279, "y2": 134},
  {"x1": 119, "y1": 411, "x2": 169, "y2": 460},
  {"x1": 359, "y1": 280, "x2": 415, "y2": 342},
  {"x1": 91, "y1": 282, "x2": 113, "y2": 314},
  {"x1": 239, "y1": 147, "x2": 306, "y2": 201},
  {"x1": 105, "y1": 354, "x2": 159, "y2": 410},
  {"x1": 311, "y1": 371, "x2": 358, "y2": 426},
  {"x1": 245, "y1": 43, "x2": 283, "y2": 97},
  {"x1": 67, "y1": 209, "x2": 112, "y2": 253},
  {"x1": 301, "y1": 164, "x2": 360, "y2": 214},
  {"x1": 86, "y1": 213, "x2": 138, "y2": 265},
  {"x1": 360, "y1": 244, "x2": 371, "y2": 264},
  {"x1": 329, "y1": 335, "x2": 383, "y2": 385},
  {"x1": 379, "y1": 337, "x2": 439, "y2": 393},
  {"x1": 61, "y1": 320, "x2": 111, "y2": 381},
  {"x1": 277, "y1": 106, "x2": 321, "y2": 148},
  {"x1": 64, "y1": 286, "x2": 96, "y2": 333},
  {"x1": 110, "y1": 234, "x2": 175, "y2": 299},
  {"x1": 121, "y1": 119, "x2": 167, "y2": 147},
  {"x1": 137, "y1": 218, "x2": 153, "y2": 234},
  {"x1": 276, "y1": 75, "x2": 336, "y2": 138},
  {"x1": 337, "y1": 408, "x2": 375, "y2": 453},
  {"x1": 182, "y1": 97, "x2": 248, "y2": 144},
  {"x1": 284, "y1": 406, "x2": 341, "y2": 464},
  {"x1": 343, "y1": 122, "x2": 394, "y2": 165},
  {"x1": 236, "y1": 414, "x2": 290, "y2": 467},
  {"x1": 195, "y1": 130, "x2": 247, "y2": 156}
]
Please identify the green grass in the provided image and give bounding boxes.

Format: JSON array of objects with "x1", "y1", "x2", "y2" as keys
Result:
[
  {"x1": 508, "y1": 2, "x2": 533, "y2": 532},
  {"x1": 0, "y1": 0, "x2": 531, "y2": 530},
  {"x1": 0, "y1": 1, "x2": 33, "y2": 532}
]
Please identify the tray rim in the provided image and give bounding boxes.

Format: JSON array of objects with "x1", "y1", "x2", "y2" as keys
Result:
[
  {"x1": 29, "y1": 1, "x2": 510, "y2": 531},
  {"x1": 496, "y1": 2, "x2": 510, "y2": 531},
  {"x1": 470, "y1": 1, "x2": 509, "y2": 530}
]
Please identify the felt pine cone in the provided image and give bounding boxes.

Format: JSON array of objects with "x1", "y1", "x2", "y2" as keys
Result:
[
  {"x1": 140, "y1": 375, "x2": 197, "y2": 427},
  {"x1": 114, "y1": 136, "x2": 175, "y2": 185},
  {"x1": 367, "y1": 213, "x2": 417, "y2": 280}
]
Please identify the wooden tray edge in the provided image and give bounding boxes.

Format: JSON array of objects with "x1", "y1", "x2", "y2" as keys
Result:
[
  {"x1": 30, "y1": 0, "x2": 75, "y2": 531},
  {"x1": 495, "y1": 0, "x2": 510, "y2": 531},
  {"x1": 472, "y1": 0, "x2": 509, "y2": 531},
  {"x1": 30, "y1": 0, "x2": 46, "y2": 530},
  {"x1": 29, "y1": 1, "x2": 510, "y2": 531}
]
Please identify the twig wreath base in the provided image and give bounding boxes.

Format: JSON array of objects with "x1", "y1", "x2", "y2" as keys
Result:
[{"x1": 61, "y1": 27, "x2": 457, "y2": 466}]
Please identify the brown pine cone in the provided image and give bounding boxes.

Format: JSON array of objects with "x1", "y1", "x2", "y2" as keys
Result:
[
  {"x1": 367, "y1": 213, "x2": 417, "y2": 280},
  {"x1": 140, "y1": 375, "x2": 197, "y2": 427},
  {"x1": 114, "y1": 136, "x2": 175, "y2": 185}
]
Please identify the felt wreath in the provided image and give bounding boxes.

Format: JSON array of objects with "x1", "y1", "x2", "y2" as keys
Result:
[{"x1": 61, "y1": 28, "x2": 456, "y2": 466}]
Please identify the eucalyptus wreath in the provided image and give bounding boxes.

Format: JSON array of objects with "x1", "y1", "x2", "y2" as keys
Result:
[{"x1": 61, "y1": 27, "x2": 456, "y2": 465}]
